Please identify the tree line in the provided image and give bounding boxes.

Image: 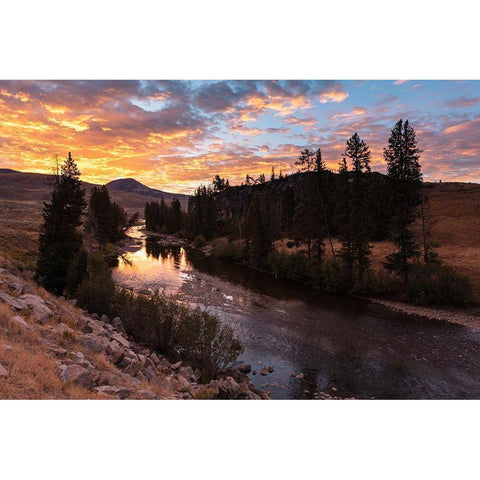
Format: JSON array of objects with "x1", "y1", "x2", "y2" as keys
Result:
[
  {"x1": 177, "y1": 119, "x2": 473, "y2": 306},
  {"x1": 35, "y1": 153, "x2": 137, "y2": 296}
]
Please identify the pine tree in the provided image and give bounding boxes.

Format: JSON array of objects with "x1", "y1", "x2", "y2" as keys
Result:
[
  {"x1": 343, "y1": 133, "x2": 372, "y2": 282},
  {"x1": 383, "y1": 119, "x2": 423, "y2": 282},
  {"x1": 35, "y1": 152, "x2": 86, "y2": 295},
  {"x1": 246, "y1": 193, "x2": 273, "y2": 266},
  {"x1": 294, "y1": 148, "x2": 315, "y2": 172}
]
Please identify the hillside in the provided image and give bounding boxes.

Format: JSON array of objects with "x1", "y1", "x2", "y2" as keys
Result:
[
  {"x1": 0, "y1": 170, "x2": 189, "y2": 212},
  {"x1": 0, "y1": 260, "x2": 262, "y2": 399}
]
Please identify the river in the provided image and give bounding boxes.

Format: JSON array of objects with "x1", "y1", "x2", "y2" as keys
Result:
[{"x1": 113, "y1": 228, "x2": 480, "y2": 399}]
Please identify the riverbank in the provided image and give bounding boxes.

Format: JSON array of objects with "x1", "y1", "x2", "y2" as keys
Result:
[
  {"x1": 366, "y1": 297, "x2": 480, "y2": 330},
  {"x1": 133, "y1": 230, "x2": 480, "y2": 332},
  {"x1": 0, "y1": 257, "x2": 267, "y2": 399}
]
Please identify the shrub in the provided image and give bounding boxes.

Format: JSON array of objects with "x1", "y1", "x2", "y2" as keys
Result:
[
  {"x1": 76, "y1": 253, "x2": 116, "y2": 315},
  {"x1": 407, "y1": 263, "x2": 473, "y2": 307},
  {"x1": 111, "y1": 289, "x2": 243, "y2": 382},
  {"x1": 211, "y1": 238, "x2": 246, "y2": 263}
]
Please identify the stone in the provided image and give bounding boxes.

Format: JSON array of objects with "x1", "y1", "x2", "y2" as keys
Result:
[
  {"x1": 94, "y1": 385, "x2": 133, "y2": 399},
  {"x1": 252, "y1": 370, "x2": 257, "y2": 375},
  {"x1": 152, "y1": 375, "x2": 176, "y2": 393},
  {"x1": 111, "y1": 333, "x2": 130, "y2": 349},
  {"x1": 144, "y1": 365, "x2": 157, "y2": 381},
  {"x1": 1, "y1": 344, "x2": 13, "y2": 353},
  {"x1": 74, "y1": 351, "x2": 85, "y2": 362},
  {"x1": 259, "y1": 368, "x2": 269, "y2": 376},
  {"x1": 178, "y1": 367, "x2": 192, "y2": 380},
  {"x1": 0, "y1": 290, "x2": 27, "y2": 310},
  {"x1": 268, "y1": 366, "x2": 274, "y2": 373},
  {"x1": 0, "y1": 363, "x2": 9, "y2": 377},
  {"x1": 176, "y1": 374, "x2": 191, "y2": 391},
  {"x1": 137, "y1": 354, "x2": 146, "y2": 367},
  {"x1": 55, "y1": 322, "x2": 75, "y2": 336},
  {"x1": 132, "y1": 389, "x2": 157, "y2": 400},
  {"x1": 238, "y1": 363, "x2": 252, "y2": 374},
  {"x1": 11, "y1": 315, "x2": 30, "y2": 330},
  {"x1": 118, "y1": 357, "x2": 132, "y2": 369},
  {"x1": 58, "y1": 364, "x2": 94, "y2": 388},
  {"x1": 19, "y1": 294, "x2": 53, "y2": 323},
  {"x1": 193, "y1": 369, "x2": 202, "y2": 382},
  {"x1": 47, "y1": 342, "x2": 68, "y2": 357},
  {"x1": 8, "y1": 282, "x2": 23, "y2": 295},
  {"x1": 171, "y1": 361, "x2": 182, "y2": 370},
  {"x1": 124, "y1": 360, "x2": 141, "y2": 376},
  {"x1": 82, "y1": 334, "x2": 110, "y2": 353},
  {"x1": 150, "y1": 352, "x2": 160, "y2": 364},
  {"x1": 68, "y1": 299, "x2": 77, "y2": 306},
  {"x1": 21, "y1": 284, "x2": 34, "y2": 295},
  {"x1": 295, "y1": 373, "x2": 304, "y2": 379},
  {"x1": 100, "y1": 314, "x2": 110, "y2": 323},
  {"x1": 97, "y1": 371, "x2": 121, "y2": 386},
  {"x1": 106, "y1": 340, "x2": 124, "y2": 363},
  {"x1": 218, "y1": 376, "x2": 240, "y2": 399}
]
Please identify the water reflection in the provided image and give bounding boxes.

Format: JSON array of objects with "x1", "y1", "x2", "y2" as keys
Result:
[{"x1": 113, "y1": 232, "x2": 480, "y2": 399}]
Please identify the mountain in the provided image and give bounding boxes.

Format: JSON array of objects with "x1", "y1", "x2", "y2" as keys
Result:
[
  {"x1": 106, "y1": 178, "x2": 188, "y2": 207},
  {"x1": 0, "y1": 170, "x2": 189, "y2": 213}
]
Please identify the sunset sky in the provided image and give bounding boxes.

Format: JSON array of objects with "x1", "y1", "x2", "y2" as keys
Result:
[{"x1": 0, "y1": 80, "x2": 479, "y2": 194}]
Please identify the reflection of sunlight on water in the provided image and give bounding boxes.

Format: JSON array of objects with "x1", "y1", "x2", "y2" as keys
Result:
[{"x1": 113, "y1": 241, "x2": 193, "y2": 295}]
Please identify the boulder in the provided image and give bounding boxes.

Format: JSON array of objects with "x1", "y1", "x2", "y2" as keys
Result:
[
  {"x1": 21, "y1": 284, "x2": 34, "y2": 295},
  {"x1": 144, "y1": 365, "x2": 157, "y2": 381},
  {"x1": 46, "y1": 342, "x2": 68, "y2": 357},
  {"x1": 238, "y1": 363, "x2": 252, "y2": 374},
  {"x1": 0, "y1": 291, "x2": 27, "y2": 310},
  {"x1": 218, "y1": 376, "x2": 240, "y2": 399},
  {"x1": 94, "y1": 385, "x2": 133, "y2": 399},
  {"x1": 0, "y1": 363, "x2": 9, "y2": 377},
  {"x1": 68, "y1": 299, "x2": 77, "y2": 306},
  {"x1": 106, "y1": 340, "x2": 124, "y2": 363},
  {"x1": 177, "y1": 374, "x2": 192, "y2": 391},
  {"x1": 268, "y1": 366, "x2": 274, "y2": 373},
  {"x1": 150, "y1": 352, "x2": 160, "y2": 364},
  {"x1": 58, "y1": 364, "x2": 95, "y2": 389},
  {"x1": 171, "y1": 361, "x2": 182, "y2": 370},
  {"x1": 111, "y1": 333, "x2": 130, "y2": 349},
  {"x1": 11, "y1": 315, "x2": 30, "y2": 330},
  {"x1": 100, "y1": 314, "x2": 110, "y2": 324},
  {"x1": 259, "y1": 368, "x2": 269, "y2": 376},
  {"x1": 19, "y1": 294, "x2": 53, "y2": 323},
  {"x1": 178, "y1": 367, "x2": 192, "y2": 380},
  {"x1": 82, "y1": 334, "x2": 110, "y2": 353}
]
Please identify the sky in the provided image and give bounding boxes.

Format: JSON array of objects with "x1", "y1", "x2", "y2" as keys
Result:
[{"x1": 0, "y1": 80, "x2": 479, "y2": 194}]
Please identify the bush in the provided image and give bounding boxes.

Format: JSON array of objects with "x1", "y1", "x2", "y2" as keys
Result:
[
  {"x1": 112, "y1": 289, "x2": 243, "y2": 382},
  {"x1": 76, "y1": 253, "x2": 116, "y2": 315},
  {"x1": 211, "y1": 238, "x2": 246, "y2": 263},
  {"x1": 407, "y1": 263, "x2": 473, "y2": 307}
]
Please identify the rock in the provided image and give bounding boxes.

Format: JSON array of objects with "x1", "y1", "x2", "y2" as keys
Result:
[
  {"x1": 124, "y1": 350, "x2": 138, "y2": 361},
  {"x1": 8, "y1": 282, "x2": 23, "y2": 295},
  {"x1": 171, "y1": 361, "x2": 182, "y2": 370},
  {"x1": 137, "y1": 354, "x2": 146, "y2": 367},
  {"x1": 55, "y1": 323, "x2": 75, "y2": 336},
  {"x1": 259, "y1": 368, "x2": 269, "y2": 376},
  {"x1": 177, "y1": 374, "x2": 192, "y2": 391},
  {"x1": 96, "y1": 371, "x2": 121, "y2": 386},
  {"x1": 238, "y1": 363, "x2": 252, "y2": 374},
  {"x1": 1, "y1": 344, "x2": 13, "y2": 353},
  {"x1": 94, "y1": 385, "x2": 133, "y2": 399},
  {"x1": 46, "y1": 342, "x2": 68, "y2": 357},
  {"x1": 0, "y1": 290, "x2": 27, "y2": 310},
  {"x1": 193, "y1": 369, "x2": 202, "y2": 382},
  {"x1": 124, "y1": 360, "x2": 141, "y2": 376},
  {"x1": 331, "y1": 386, "x2": 337, "y2": 392},
  {"x1": 21, "y1": 284, "x2": 34, "y2": 295},
  {"x1": 91, "y1": 313, "x2": 100, "y2": 320},
  {"x1": 74, "y1": 352, "x2": 85, "y2": 362},
  {"x1": 152, "y1": 375, "x2": 177, "y2": 393},
  {"x1": 19, "y1": 294, "x2": 53, "y2": 323},
  {"x1": 82, "y1": 334, "x2": 109, "y2": 353},
  {"x1": 131, "y1": 389, "x2": 157, "y2": 400},
  {"x1": 218, "y1": 376, "x2": 240, "y2": 399},
  {"x1": 257, "y1": 361, "x2": 263, "y2": 365},
  {"x1": 0, "y1": 363, "x2": 9, "y2": 377},
  {"x1": 100, "y1": 314, "x2": 110, "y2": 323},
  {"x1": 178, "y1": 367, "x2": 192, "y2": 380},
  {"x1": 106, "y1": 340, "x2": 124, "y2": 363},
  {"x1": 158, "y1": 357, "x2": 171, "y2": 368},
  {"x1": 268, "y1": 366, "x2": 274, "y2": 373},
  {"x1": 150, "y1": 352, "x2": 160, "y2": 364},
  {"x1": 111, "y1": 317, "x2": 126, "y2": 333},
  {"x1": 68, "y1": 299, "x2": 77, "y2": 306},
  {"x1": 58, "y1": 364, "x2": 94, "y2": 388},
  {"x1": 295, "y1": 373, "x2": 304, "y2": 379},
  {"x1": 111, "y1": 333, "x2": 130, "y2": 349},
  {"x1": 11, "y1": 315, "x2": 30, "y2": 330},
  {"x1": 144, "y1": 365, "x2": 157, "y2": 381},
  {"x1": 118, "y1": 357, "x2": 132, "y2": 369},
  {"x1": 252, "y1": 370, "x2": 257, "y2": 375}
]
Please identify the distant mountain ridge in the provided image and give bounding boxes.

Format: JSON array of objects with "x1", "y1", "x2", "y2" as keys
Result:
[
  {"x1": 0, "y1": 169, "x2": 189, "y2": 211},
  {"x1": 106, "y1": 178, "x2": 188, "y2": 204}
]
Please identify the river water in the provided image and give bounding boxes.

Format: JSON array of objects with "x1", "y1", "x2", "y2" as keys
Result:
[{"x1": 113, "y1": 229, "x2": 480, "y2": 399}]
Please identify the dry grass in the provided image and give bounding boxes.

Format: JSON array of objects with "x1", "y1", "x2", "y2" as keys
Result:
[{"x1": 0, "y1": 303, "x2": 97, "y2": 399}]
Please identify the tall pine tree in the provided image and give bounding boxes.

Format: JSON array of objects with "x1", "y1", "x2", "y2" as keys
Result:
[
  {"x1": 383, "y1": 119, "x2": 423, "y2": 282},
  {"x1": 35, "y1": 152, "x2": 86, "y2": 295}
]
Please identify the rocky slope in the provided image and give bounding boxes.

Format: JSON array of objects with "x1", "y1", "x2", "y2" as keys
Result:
[{"x1": 0, "y1": 265, "x2": 264, "y2": 400}]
